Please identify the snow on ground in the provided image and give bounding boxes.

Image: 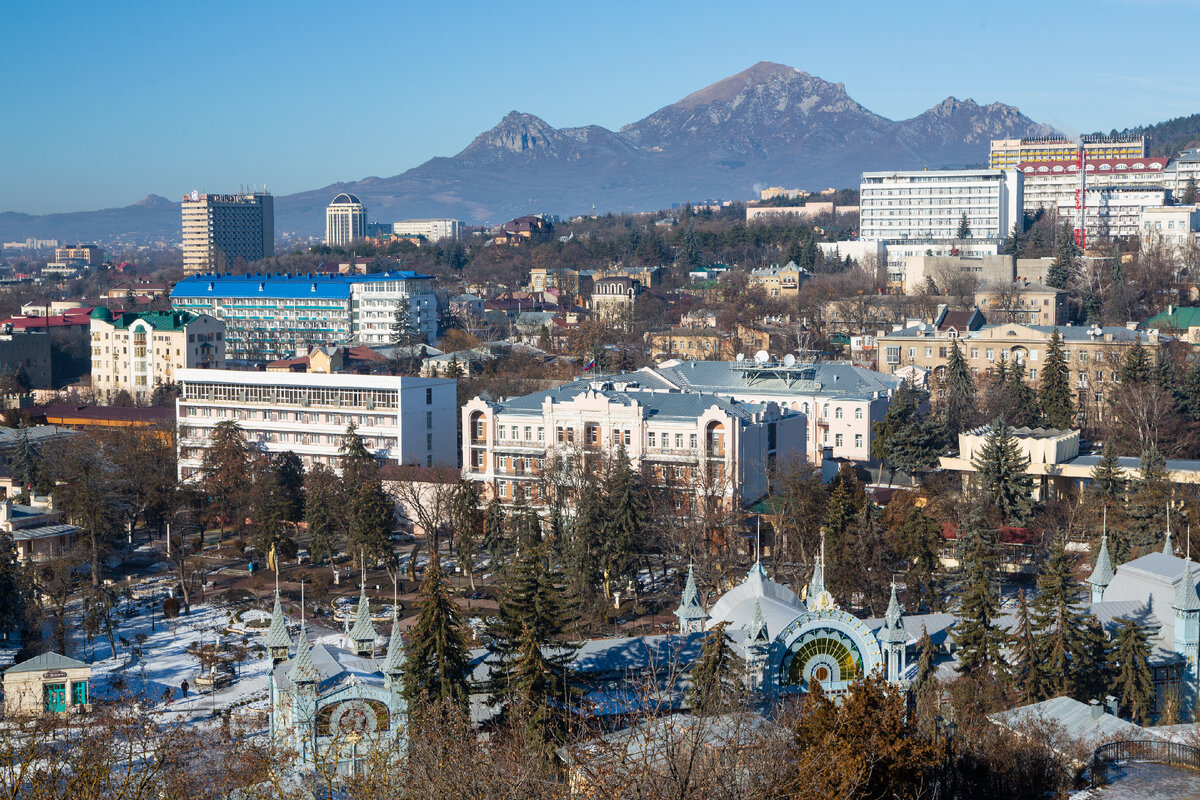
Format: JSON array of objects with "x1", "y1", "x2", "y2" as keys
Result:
[{"x1": 81, "y1": 602, "x2": 274, "y2": 728}]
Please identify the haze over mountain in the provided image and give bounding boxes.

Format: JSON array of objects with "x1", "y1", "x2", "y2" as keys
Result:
[{"x1": 2, "y1": 62, "x2": 1059, "y2": 243}]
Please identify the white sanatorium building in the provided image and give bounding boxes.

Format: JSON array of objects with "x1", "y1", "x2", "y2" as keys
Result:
[
  {"x1": 391, "y1": 219, "x2": 461, "y2": 243},
  {"x1": 859, "y1": 169, "x2": 1023, "y2": 243},
  {"x1": 325, "y1": 193, "x2": 367, "y2": 247},
  {"x1": 175, "y1": 369, "x2": 456, "y2": 480}
]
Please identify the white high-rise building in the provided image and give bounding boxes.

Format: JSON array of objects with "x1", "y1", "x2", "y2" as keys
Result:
[
  {"x1": 392, "y1": 218, "x2": 461, "y2": 243},
  {"x1": 325, "y1": 193, "x2": 367, "y2": 246},
  {"x1": 181, "y1": 191, "x2": 274, "y2": 275},
  {"x1": 859, "y1": 169, "x2": 1023, "y2": 243}
]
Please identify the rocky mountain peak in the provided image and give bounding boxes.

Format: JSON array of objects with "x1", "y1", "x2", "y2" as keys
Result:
[{"x1": 460, "y1": 111, "x2": 562, "y2": 156}]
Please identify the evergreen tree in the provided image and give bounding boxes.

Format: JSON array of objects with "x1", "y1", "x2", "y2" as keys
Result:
[
  {"x1": 1181, "y1": 363, "x2": 1200, "y2": 422},
  {"x1": 894, "y1": 506, "x2": 943, "y2": 612},
  {"x1": 1153, "y1": 345, "x2": 1180, "y2": 400},
  {"x1": 450, "y1": 480, "x2": 484, "y2": 589},
  {"x1": 954, "y1": 516, "x2": 1007, "y2": 677},
  {"x1": 871, "y1": 385, "x2": 944, "y2": 481},
  {"x1": 273, "y1": 450, "x2": 306, "y2": 522},
  {"x1": 1030, "y1": 535, "x2": 1095, "y2": 701},
  {"x1": 1118, "y1": 336, "x2": 1151, "y2": 385},
  {"x1": 402, "y1": 558, "x2": 472, "y2": 711},
  {"x1": 1010, "y1": 589, "x2": 1044, "y2": 703},
  {"x1": 1110, "y1": 618, "x2": 1155, "y2": 723},
  {"x1": 389, "y1": 299, "x2": 421, "y2": 372},
  {"x1": 200, "y1": 419, "x2": 251, "y2": 535},
  {"x1": 484, "y1": 498, "x2": 506, "y2": 568},
  {"x1": 957, "y1": 211, "x2": 971, "y2": 240},
  {"x1": 1000, "y1": 223, "x2": 1024, "y2": 257},
  {"x1": 824, "y1": 464, "x2": 867, "y2": 544},
  {"x1": 942, "y1": 342, "x2": 977, "y2": 440},
  {"x1": 339, "y1": 423, "x2": 377, "y2": 486},
  {"x1": 303, "y1": 464, "x2": 344, "y2": 565},
  {"x1": 600, "y1": 445, "x2": 646, "y2": 590},
  {"x1": 1089, "y1": 442, "x2": 1127, "y2": 502},
  {"x1": 349, "y1": 480, "x2": 393, "y2": 564},
  {"x1": 681, "y1": 224, "x2": 704, "y2": 270},
  {"x1": 508, "y1": 622, "x2": 564, "y2": 759},
  {"x1": 1126, "y1": 445, "x2": 1170, "y2": 555},
  {"x1": 971, "y1": 417, "x2": 1033, "y2": 525},
  {"x1": 1039, "y1": 328, "x2": 1076, "y2": 429},
  {"x1": 1184, "y1": 177, "x2": 1198, "y2": 205},
  {"x1": 1045, "y1": 225, "x2": 1076, "y2": 289},
  {"x1": 1003, "y1": 360, "x2": 1039, "y2": 429},
  {"x1": 0, "y1": 531, "x2": 25, "y2": 636},
  {"x1": 565, "y1": 478, "x2": 605, "y2": 598},
  {"x1": 688, "y1": 621, "x2": 742, "y2": 715},
  {"x1": 10, "y1": 424, "x2": 39, "y2": 497},
  {"x1": 914, "y1": 625, "x2": 936, "y2": 694}
]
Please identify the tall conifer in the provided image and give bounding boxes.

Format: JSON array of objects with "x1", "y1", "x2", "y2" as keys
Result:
[
  {"x1": 971, "y1": 417, "x2": 1033, "y2": 525},
  {"x1": 1111, "y1": 618, "x2": 1154, "y2": 724},
  {"x1": 1010, "y1": 589, "x2": 1044, "y2": 703},
  {"x1": 954, "y1": 516, "x2": 1007, "y2": 677},
  {"x1": 942, "y1": 342, "x2": 977, "y2": 440},
  {"x1": 402, "y1": 558, "x2": 472, "y2": 711},
  {"x1": 688, "y1": 621, "x2": 742, "y2": 714},
  {"x1": 1030, "y1": 535, "x2": 1094, "y2": 700},
  {"x1": 1039, "y1": 328, "x2": 1075, "y2": 429}
]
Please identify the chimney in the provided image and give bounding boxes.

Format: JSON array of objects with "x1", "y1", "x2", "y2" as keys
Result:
[
  {"x1": 1089, "y1": 699, "x2": 1103, "y2": 720},
  {"x1": 0, "y1": 500, "x2": 10, "y2": 523},
  {"x1": 1105, "y1": 695, "x2": 1119, "y2": 716}
]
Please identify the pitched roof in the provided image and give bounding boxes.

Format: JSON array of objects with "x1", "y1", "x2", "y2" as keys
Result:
[
  {"x1": 4, "y1": 651, "x2": 88, "y2": 674},
  {"x1": 990, "y1": 695, "x2": 1152, "y2": 743},
  {"x1": 1088, "y1": 534, "x2": 1115, "y2": 587},
  {"x1": 1144, "y1": 307, "x2": 1200, "y2": 332},
  {"x1": 646, "y1": 360, "x2": 901, "y2": 401}
]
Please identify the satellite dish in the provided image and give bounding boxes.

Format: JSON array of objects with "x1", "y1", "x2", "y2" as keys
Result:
[
  {"x1": 783, "y1": 353, "x2": 797, "y2": 367},
  {"x1": 190, "y1": 189, "x2": 199, "y2": 202},
  {"x1": 918, "y1": 323, "x2": 927, "y2": 331},
  {"x1": 735, "y1": 353, "x2": 745, "y2": 362},
  {"x1": 754, "y1": 350, "x2": 769, "y2": 365}
]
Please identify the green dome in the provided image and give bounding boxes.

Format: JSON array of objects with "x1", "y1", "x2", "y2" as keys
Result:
[{"x1": 90, "y1": 306, "x2": 112, "y2": 321}]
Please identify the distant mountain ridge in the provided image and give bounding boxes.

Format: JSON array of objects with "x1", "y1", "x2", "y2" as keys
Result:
[{"x1": 2, "y1": 62, "x2": 1062, "y2": 242}]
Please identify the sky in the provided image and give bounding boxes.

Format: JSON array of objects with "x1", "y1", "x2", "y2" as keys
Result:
[{"x1": 3, "y1": 0, "x2": 1199, "y2": 215}]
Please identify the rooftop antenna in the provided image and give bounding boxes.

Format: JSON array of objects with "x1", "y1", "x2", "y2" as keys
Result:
[
  {"x1": 755, "y1": 517, "x2": 761, "y2": 563},
  {"x1": 300, "y1": 580, "x2": 305, "y2": 626}
]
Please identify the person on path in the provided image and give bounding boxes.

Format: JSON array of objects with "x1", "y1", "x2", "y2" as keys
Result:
[{"x1": 180, "y1": 680, "x2": 189, "y2": 698}]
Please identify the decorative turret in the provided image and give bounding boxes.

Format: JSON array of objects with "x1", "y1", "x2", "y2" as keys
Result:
[
  {"x1": 674, "y1": 565, "x2": 706, "y2": 634},
  {"x1": 350, "y1": 584, "x2": 378, "y2": 657},
  {"x1": 1165, "y1": 527, "x2": 1175, "y2": 556},
  {"x1": 264, "y1": 590, "x2": 293, "y2": 664},
  {"x1": 878, "y1": 583, "x2": 908, "y2": 682},
  {"x1": 807, "y1": 533, "x2": 836, "y2": 611},
  {"x1": 380, "y1": 607, "x2": 405, "y2": 687},
  {"x1": 1088, "y1": 533, "x2": 1115, "y2": 603},
  {"x1": 290, "y1": 624, "x2": 321, "y2": 685},
  {"x1": 742, "y1": 598, "x2": 770, "y2": 690},
  {"x1": 1173, "y1": 557, "x2": 1200, "y2": 699}
]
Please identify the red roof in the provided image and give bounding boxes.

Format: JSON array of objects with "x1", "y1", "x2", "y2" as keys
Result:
[
  {"x1": 1, "y1": 311, "x2": 93, "y2": 330},
  {"x1": 941, "y1": 521, "x2": 1041, "y2": 546},
  {"x1": 34, "y1": 404, "x2": 173, "y2": 424},
  {"x1": 1017, "y1": 157, "x2": 1167, "y2": 175}
]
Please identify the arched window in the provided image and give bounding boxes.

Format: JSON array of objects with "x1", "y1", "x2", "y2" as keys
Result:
[
  {"x1": 854, "y1": 408, "x2": 863, "y2": 420},
  {"x1": 835, "y1": 407, "x2": 843, "y2": 420}
]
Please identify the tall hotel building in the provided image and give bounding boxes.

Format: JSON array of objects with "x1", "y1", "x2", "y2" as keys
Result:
[
  {"x1": 170, "y1": 271, "x2": 438, "y2": 362},
  {"x1": 859, "y1": 169, "x2": 1023, "y2": 243},
  {"x1": 175, "y1": 369, "x2": 457, "y2": 479},
  {"x1": 325, "y1": 193, "x2": 367, "y2": 246},
  {"x1": 181, "y1": 191, "x2": 274, "y2": 275},
  {"x1": 988, "y1": 135, "x2": 1147, "y2": 170}
]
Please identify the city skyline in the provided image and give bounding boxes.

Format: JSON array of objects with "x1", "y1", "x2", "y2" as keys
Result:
[{"x1": 3, "y1": 0, "x2": 1200, "y2": 214}]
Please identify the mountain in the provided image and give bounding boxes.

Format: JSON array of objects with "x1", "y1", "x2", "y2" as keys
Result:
[{"x1": 3, "y1": 62, "x2": 1060, "y2": 242}]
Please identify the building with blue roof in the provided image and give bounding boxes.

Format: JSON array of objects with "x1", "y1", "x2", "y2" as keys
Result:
[
  {"x1": 461, "y1": 375, "x2": 806, "y2": 510},
  {"x1": 170, "y1": 271, "x2": 437, "y2": 362}
]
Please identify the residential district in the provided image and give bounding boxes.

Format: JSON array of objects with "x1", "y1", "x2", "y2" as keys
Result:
[{"x1": 6, "y1": 135, "x2": 1200, "y2": 798}]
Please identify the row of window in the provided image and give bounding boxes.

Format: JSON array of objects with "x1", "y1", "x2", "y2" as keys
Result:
[
  {"x1": 180, "y1": 406, "x2": 397, "y2": 426},
  {"x1": 822, "y1": 432, "x2": 864, "y2": 449}
]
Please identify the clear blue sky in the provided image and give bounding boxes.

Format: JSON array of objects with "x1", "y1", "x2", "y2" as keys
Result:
[{"x1": 3, "y1": 0, "x2": 1198, "y2": 214}]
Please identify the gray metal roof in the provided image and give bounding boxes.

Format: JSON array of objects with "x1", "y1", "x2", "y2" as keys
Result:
[
  {"x1": 494, "y1": 378, "x2": 764, "y2": 422},
  {"x1": 4, "y1": 651, "x2": 88, "y2": 674},
  {"x1": 645, "y1": 360, "x2": 901, "y2": 401},
  {"x1": 990, "y1": 696, "x2": 1152, "y2": 743},
  {"x1": 10, "y1": 524, "x2": 80, "y2": 542}
]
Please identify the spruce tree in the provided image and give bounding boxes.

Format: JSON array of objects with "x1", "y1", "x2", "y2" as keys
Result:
[
  {"x1": 349, "y1": 480, "x2": 393, "y2": 564},
  {"x1": 957, "y1": 211, "x2": 971, "y2": 240},
  {"x1": 971, "y1": 417, "x2": 1033, "y2": 525},
  {"x1": 1182, "y1": 363, "x2": 1200, "y2": 422},
  {"x1": 954, "y1": 517, "x2": 1007, "y2": 677},
  {"x1": 1039, "y1": 328, "x2": 1076, "y2": 429},
  {"x1": 1110, "y1": 618, "x2": 1155, "y2": 724},
  {"x1": 942, "y1": 342, "x2": 977, "y2": 440},
  {"x1": 1153, "y1": 345, "x2": 1180, "y2": 400},
  {"x1": 872, "y1": 385, "x2": 945, "y2": 481},
  {"x1": 1003, "y1": 360, "x2": 1039, "y2": 429},
  {"x1": 688, "y1": 621, "x2": 742, "y2": 715},
  {"x1": 1090, "y1": 442, "x2": 1126, "y2": 501},
  {"x1": 895, "y1": 506, "x2": 943, "y2": 612},
  {"x1": 914, "y1": 625, "x2": 936, "y2": 694},
  {"x1": 566, "y1": 478, "x2": 605, "y2": 598},
  {"x1": 1010, "y1": 589, "x2": 1044, "y2": 703},
  {"x1": 1045, "y1": 226, "x2": 1075, "y2": 289},
  {"x1": 484, "y1": 498, "x2": 506, "y2": 568},
  {"x1": 0, "y1": 531, "x2": 25, "y2": 636},
  {"x1": 1126, "y1": 445, "x2": 1170, "y2": 554},
  {"x1": 1184, "y1": 177, "x2": 1198, "y2": 205},
  {"x1": 508, "y1": 622, "x2": 563, "y2": 759},
  {"x1": 402, "y1": 558, "x2": 472, "y2": 711},
  {"x1": 601, "y1": 445, "x2": 646, "y2": 589},
  {"x1": 1118, "y1": 337, "x2": 1151, "y2": 385},
  {"x1": 1030, "y1": 535, "x2": 1094, "y2": 700},
  {"x1": 450, "y1": 480, "x2": 484, "y2": 590}
]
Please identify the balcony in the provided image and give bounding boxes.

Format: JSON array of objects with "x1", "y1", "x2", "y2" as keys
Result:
[{"x1": 642, "y1": 447, "x2": 699, "y2": 463}]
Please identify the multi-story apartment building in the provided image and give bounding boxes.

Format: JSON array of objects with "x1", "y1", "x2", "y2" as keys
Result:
[
  {"x1": 391, "y1": 218, "x2": 462, "y2": 243},
  {"x1": 90, "y1": 308, "x2": 225, "y2": 401},
  {"x1": 637, "y1": 360, "x2": 903, "y2": 465},
  {"x1": 181, "y1": 191, "x2": 274, "y2": 275},
  {"x1": 462, "y1": 377, "x2": 805, "y2": 508},
  {"x1": 1053, "y1": 185, "x2": 1168, "y2": 243},
  {"x1": 325, "y1": 193, "x2": 367, "y2": 246},
  {"x1": 169, "y1": 271, "x2": 437, "y2": 362},
  {"x1": 875, "y1": 322, "x2": 1168, "y2": 424},
  {"x1": 989, "y1": 135, "x2": 1147, "y2": 170},
  {"x1": 974, "y1": 281, "x2": 1069, "y2": 326},
  {"x1": 53, "y1": 244, "x2": 104, "y2": 268},
  {"x1": 0, "y1": 329, "x2": 51, "y2": 389},
  {"x1": 1141, "y1": 205, "x2": 1200, "y2": 248},
  {"x1": 589, "y1": 276, "x2": 641, "y2": 323},
  {"x1": 176, "y1": 369, "x2": 456, "y2": 480},
  {"x1": 859, "y1": 169, "x2": 1023, "y2": 243}
]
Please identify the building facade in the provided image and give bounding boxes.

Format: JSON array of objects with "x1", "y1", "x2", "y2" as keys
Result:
[
  {"x1": 175, "y1": 368, "x2": 456, "y2": 479},
  {"x1": 1018, "y1": 156, "x2": 1169, "y2": 215},
  {"x1": 90, "y1": 308, "x2": 225, "y2": 401},
  {"x1": 973, "y1": 281, "x2": 1069, "y2": 326},
  {"x1": 462, "y1": 377, "x2": 805, "y2": 508},
  {"x1": 0, "y1": 329, "x2": 51, "y2": 389},
  {"x1": 181, "y1": 192, "x2": 274, "y2": 275},
  {"x1": 391, "y1": 218, "x2": 461, "y2": 243},
  {"x1": 1141, "y1": 205, "x2": 1200, "y2": 249},
  {"x1": 1055, "y1": 185, "x2": 1168, "y2": 243},
  {"x1": 169, "y1": 271, "x2": 437, "y2": 362},
  {"x1": 638, "y1": 360, "x2": 902, "y2": 465},
  {"x1": 989, "y1": 135, "x2": 1147, "y2": 170},
  {"x1": 860, "y1": 169, "x2": 1023, "y2": 243},
  {"x1": 748, "y1": 262, "x2": 811, "y2": 298},
  {"x1": 325, "y1": 193, "x2": 367, "y2": 247},
  {"x1": 53, "y1": 244, "x2": 104, "y2": 268},
  {"x1": 2, "y1": 652, "x2": 90, "y2": 717}
]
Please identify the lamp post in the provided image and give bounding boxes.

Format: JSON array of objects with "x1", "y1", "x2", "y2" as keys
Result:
[{"x1": 933, "y1": 715, "x2": 958, "y2": 798}]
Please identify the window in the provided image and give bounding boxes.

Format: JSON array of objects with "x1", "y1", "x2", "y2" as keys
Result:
[
  {"x1": 855, "y1": 434, "x2": 863, "y2": 448},
  {"x1": 908, "y1": 347, "x2": 916, "y2": 358},
  {"x1": 473, "y1": 418, "x2": 485, "y2": 440},
  {"x1": 835, "y1": 433, "x2": 843, "y2": 447},
  {"x1": 1079, "y1": 351, "x2": 1088, "y2": 362},
  {"x1": 511, "y1": 426, "x2": 519, "y2": 439},
  {"x1": 985, "y1": 349, "x2": 994, "y2": 361},
  {"x1": 524, "y1": 426, "x2": 532, "y2": 440},
  {"x1": 498, "y1": 425, "x2": 506, "y2": 440},
  {"x1": 855, "y1": 408, "x2": 863, "y2": 420},
  {"x1": 426, "y1": 433, "x2": 432, "y2": 450},
  {"x1": 1029, "y1": 369, "x2": 1037, "y2": 380},
  {"x1": 498, "y1": 480, "x2": 508, "y2": 498},
  {"x1": 556, "y1": 426, "x2": 565, "y2": 443},
  {"x1": 537, "y1": 427, "x2": 545, "y2": 442},
  {"x1": 834, "y1": 407, "x2": 843, "y2": 419},
  {"x1": 689, "y1": 434, "x2": 697, "y2": 449},
  {"x1": 675, "y1": 434, "x2": 684, "y2": 449},
  {"x1": 648, "y1": 432, "x2": 656, "y2": 447},
  {"x1": 970, "y1": 348, "x2": 979, "y2": 359},
  {"x1": 425, "y1": 388, "x2": 433, "y2": 404},
  {"x1": 925, "y1": 347, "x2": 932, "y2": 358},
  {"x1": 426, "y1": 412, "x2": 433, "y2": 429},
  {"x1": 623, "y1": 430, "x2": 632, "y2": 446}
]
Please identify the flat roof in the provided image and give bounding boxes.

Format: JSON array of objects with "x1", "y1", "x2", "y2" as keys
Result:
[{"x1": 176, "y1": 368, "x2": 454, "y2": 390}]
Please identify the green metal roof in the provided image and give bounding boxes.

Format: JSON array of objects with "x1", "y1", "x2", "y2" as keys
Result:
[
  {"x1": 93, "y1": 307, "x2": 202, "y2": 331},
  {"x1": 4, "y1": 651, "x2": 88, "y2": 674},
  {"x1": 1143, "y1": 307, "x2": 1200, "y2": 332}
]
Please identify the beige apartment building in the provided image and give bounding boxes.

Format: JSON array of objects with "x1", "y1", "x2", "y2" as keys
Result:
[
  {"x1": 90, "y1": 308, "x2": 225, "y2": 401},
  {"x1": 748, "y1": 262, "x2": 810, "y2": 297},
  {"x1": 181, "y1": 191, "x2": 274, "y2": 275},
  {"x1": 974, "y1": 281, "x2": 1069, "y2": 326},
  {"x1": 53, "y1": 244, "x2": 104, "y2": 267},
  {"x1": 876, "y1": 321, "x2": 1167, "y2": 424},
  {"x1": 989, "y1": 136, "x2": 1146, "y2": 170}
]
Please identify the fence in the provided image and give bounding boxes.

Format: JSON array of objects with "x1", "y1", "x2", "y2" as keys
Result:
[{"x1": 1092, "y1": 739, "x2": 1200, "y2": 786}]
